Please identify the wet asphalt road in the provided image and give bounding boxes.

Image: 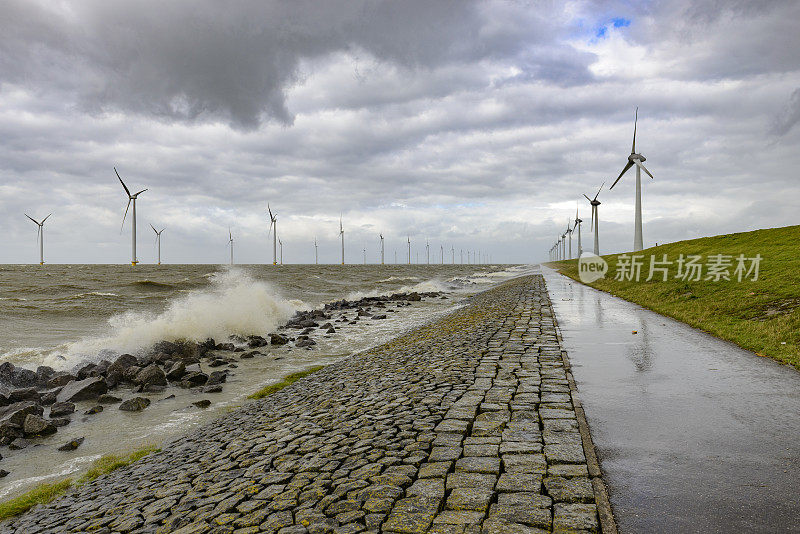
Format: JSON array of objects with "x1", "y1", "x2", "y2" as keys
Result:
[{"x1": 542, "y1": 268, "x2": 800, "y2": 533}]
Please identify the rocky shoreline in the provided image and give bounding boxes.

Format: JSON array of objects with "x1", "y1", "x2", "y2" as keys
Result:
[
  {"x1": 0, "y1": 291, "x2": 443, "y2": 479},
  {"x1": 1, "y1": 275, "x2": 608, "y2": 533}
]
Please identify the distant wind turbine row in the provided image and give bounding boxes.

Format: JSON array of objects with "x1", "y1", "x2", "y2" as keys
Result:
[
  {"x1": 550, "y1": 108, "x2": 655, "y2": 261},
  {"x1": 23, "y1": 168, "x2": 494, "y2": 266}
]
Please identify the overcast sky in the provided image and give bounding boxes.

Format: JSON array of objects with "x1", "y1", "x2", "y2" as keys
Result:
[{"x1": 1, "y1": 0, "x2": 798, "y2": 264}]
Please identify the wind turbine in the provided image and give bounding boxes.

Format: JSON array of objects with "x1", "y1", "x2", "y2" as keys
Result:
[
  {"x1": 451, "y1": 246, "x2": 454, "y2": 264},
  {"x1": 440, "y1": 245, "x2": 444, "y2": 264},
  {"x1": 228, "y1": 228, "x2": 234, "y2": 265},
  {"x1": 574, "y1": 205, "x2": 583, "y2": 257},
  {"x1": 610, "y1": 107, "x2": 654, "y2": 252},
  {"x1": 314, "y1": 238, "x2": 318, "y2": 265},
  {"x1": 426, "y1": 240, "x2": 430, "y2": 265},
  {"x1": 407, "y1": 236, "x2": 411, "y2": 264},
  {"x1": 150, "y1": 224, "x2": 165, "y2": 265},
  {"x1": 267, "y1": 204, "x2": 278, "y2": 265},
  {"x1": 460, "y1": 249, "x2": 463, "y2": 264},
  {"x1": 25, "y1": 213, "x2": 51, "y2": 265},
  {"x1": 279, "y1": 238, "x2": 283, "y2": 265},
  {"x1": 115, "y1": 168, "x2": 147, "y2": 265},
  {"x1": 339, "y1": 216, "x2": 345, "y2": 264},
  {"x1": 566, "y1": 220, "x2": 573, "y2": 260},
  {"x1": 380, "y1": 234, "x2": 385, "y2": 265},
  {"x1": 363, "y1": 246, "x2": 366, "y2": 265},
  {"x1": 583, "y1": 183, "x2": 604, "y2": 255}
]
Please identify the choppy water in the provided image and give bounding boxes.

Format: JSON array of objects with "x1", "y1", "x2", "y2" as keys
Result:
[{"x1": 0, "y1": 263, "x2": 527, "y2": 498}]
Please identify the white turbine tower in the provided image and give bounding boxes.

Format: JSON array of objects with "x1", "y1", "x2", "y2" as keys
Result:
[
  {"x1": 314, "y1": 238, "x2": 318, "y2": 265},
  {"x1": 451, "y1": 246, "x2": 454, "y2": 264},
  {"x1": 25, "y1": 213, "x2": 51, "y2": 265},
  {"x1": 268, "y1": 204, "x2": 277, "y2": 265},
  {"x1": 583, "y1": 183, "x2": 604, "y2": 255},
  {"x1": 363, "y1": 246, "x2": 366, "y2": 265},
  {"x1": 339, "y1": 216, "x2": 345, "y2": 265},
  {"x1": 115, "y1": 168, "x2": 147, "y2": 265},
  {"x1": 566, "y1": 220, "x2": 573, "y2": 260},
  {"x1": 228, "y1": 228, "x2": 234, "y2": 265},
  {"x1": 407, "y1": 236, "x2": 411, "y2": 264},
  {"x1": 574, "y1": 205, "x2": 583, "y2": 257},
  {"x1": 610, "y1": 107, "x2": 654, "y2": 252},
  {"x1": 380, "y1": 233, "x2": 385, "y2": 265},
  {"x1": 150, "y1": 224, "x2": 165, "y2": 265},
  {"x1": 279, "y1": 238, "x2": 283, "y2": 265},
  {"x1": 440, "y1": 245, "x2": 444, "y2": 265},
  {"x1": 426, "y1": 240, "x2": 430, "y2": 265}
]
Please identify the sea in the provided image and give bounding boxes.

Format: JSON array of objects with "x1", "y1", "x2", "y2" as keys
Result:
[{"x1": 0, "y1": 263, "x2": 529, "y2": 498}]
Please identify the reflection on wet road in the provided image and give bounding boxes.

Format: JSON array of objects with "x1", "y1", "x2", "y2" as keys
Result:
[{"x1": 543, "y1": 268, "x2": 800, "y2": 533}]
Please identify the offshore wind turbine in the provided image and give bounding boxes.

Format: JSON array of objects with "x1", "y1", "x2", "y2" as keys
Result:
[
  {"x1": 451, "y1": 246, "x2": 454, "y2": 264},
  {"x1": 426, "y1": 240, "x2": 430, "y2": 265},
  {"x1": 440, "y1": 245, "x2": 444, "y2": 265},
  {"x1": 115, "y1": 168, "x2": 147, "y2": 265},
  {"x1": 267, "y1": 205, "x2": 278, "y2": 265},
  {"x1": 25, "y1": 213, "x2": 51, "y2": 265},
  {"x1": 228, "y1": 228, "x2": 234, "y2": 265},
  {"x1": 314, "y1": 238, "x2": 318, "y2": 265},
  {"x1": 583, "y1": 183, "x2": 604, "y2": 255},
  {"x1": 150, "y1": 224, "x2": 165, "y2": 265},
  {"x1": 380, "y1": 234, "x2": 385, "y2": 265},
  {"x1": 339, "y1": 216, "x2": 345, "y2": 264},
  {"x1": 363, "y1": 247, "x2": 366, "y2": 265},
  {"x1": 407, "y1": 236, "x2": 411, "y2": 264},
  {"x1": 610, "y1": 107, "x2": 654, "y2": 252},
  {"x1": 279, "y1": 238, "x2": 283, "y2": 265},
  {"x1": 574, "y1": 205, "x2": 583, "y2": 257}
]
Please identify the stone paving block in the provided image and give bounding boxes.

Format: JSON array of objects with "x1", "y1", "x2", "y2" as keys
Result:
[
  {"x1": 428, "y1": 446, "x2": 463, "y2": 462},
  {"x1": 446, "y1": 472, "x2": 497, "y2": 490},
  {"x1": 446, "y1": 486, "x2": 495, "y2": 512},
  {"x1": 499, "y1": 441, "x2": 543, "y2": 454},
  {"x1": 544, "y1": 443, "x2": 586, "y2": 464},
  {"x1": 435, "y1": 419, "x2": 470, "y2": 434},
  {"x1": 552, "y1": 503, "x2": 599, "y2": 533},
  {"x1": 488, "y1": 503, "x2": 552, "y2": 530},
  {"x1": 463, "y1": 443, "x2": 499, "y2": 457},
  {"x1": 418, "y1": 461, "x2": 452, "y2": 479},
  {"x1": 455, "y1": 456, "x2": 501, "y2": 474},
  {"x1": 502, "y1": 453, "x2": 547, "y2": 474},
  {"x1": 496, "y1": 473, "x2": 543, "y2": 493},
  {"x1": 483, "y1": 518, "x2": 549, "y2": 534},
  {"x1": 432, "y1": 510, "x2": 485, "y2": 525},
  {"x1": 544, "y1": 476, "x2": 595, "y2": 503},
  {"x1": 547, "y1": 463, "x2": 588, "y2": 477}
]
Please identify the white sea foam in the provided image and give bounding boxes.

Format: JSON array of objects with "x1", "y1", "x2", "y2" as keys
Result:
[{"x1": 42, "y1": 269, "x2": 300, "y2": 367}]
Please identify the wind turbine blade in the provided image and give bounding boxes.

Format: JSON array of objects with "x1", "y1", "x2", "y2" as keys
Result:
[
  {"x1": 42, "y1": 214, "x2": 52, "y2": 224},
  {"x1": 596, "y1": 182, "x2": 605, "y2": 199},
  {"x1": 150, "y1": 223, "x2": 157, "y2": 234},
  {"x1": 583, "y1": 194, "x2": 592, "y2": 202},
  {"x1": 114, "y1": 167, "x2": 131, "y2": 197},
  {"x1": 632, "y1": 106, "x2": 638, "y2": 154},
  {"x1": 634, "y1": 159, "x2": 654, "y2": 179},
  {"x1": 121, "y1": 198, "x2": 131, "y2": 231},
  {"x1": 25, "y1": 214, "x2": 39, "y2": 225},
  {"x1": 134, "y1": 189, "x2": 147, "y2": 196},
  {"x1": 610, "y1": 162, "x2": 633, "y2": 189}
]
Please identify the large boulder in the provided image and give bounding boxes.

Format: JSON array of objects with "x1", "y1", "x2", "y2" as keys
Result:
[
  {"x1": 74, "y1": 363, "x2": 97, "y2": 381},
  {"x1": 0, "y1": 362, "x2": 15, "y2": 384},
  {"x1": 270, "y1": 333, "x2": 289, "y2": 346},
  {"x1": 180, "y1": 372, "x2": 208, "y2": 388},
  {"x1": 113, "y1": 354, "x2": 139, "y2": 369},
  {"x1": 119, "y1": 397, "x2": 151, "y2": 412},
  {"x1": 133, "y1": 364, "x2": 167, "y2": 387},
  {"x1": 11, "y1": 367, "x2": 37, "y2": 388},
  {"x1": 49, "y1": 402, "x2": 75, "y2": 417},
  {"x1": 247, "y1": 336, "x2": 268, "y2": 348},
  {"x1": 0, "y1": 401, "x2": 44, "y2": 426},
  {"x1": 35, "y1": 366, "x2": 55, "y2": 387},
  {"x1": 206, "y1": 371, "x2": 227, "y2": 386},
  {"x1": 7, "y1": 388, "x2": 41, "y2": 404},
  {"x1": 165, "y1": 362, "x2": 186, "y2": 381},
  {"x1": 47, "y1": 373, "x2": 76, "y2": 389},
  {"x1": 23, "y1": 414, "x2": 57, "y2": 436},
  {"x1": 58, "y1": 436, "x2": 84, "y2": 451},
  {"x1": 56, "y1": 377, "x2": 108, "y2": 403}
]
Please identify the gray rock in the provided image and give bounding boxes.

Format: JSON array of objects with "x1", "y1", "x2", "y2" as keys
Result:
[
  {"x1": 50, "y1": 417, "x2": 71, "y2": 427},
  {"x1": 23, "y1": 413, "x2": 57, "y2": 436},
  {"x1": 0, "y1": 401, "x2": 44, "y2": 426},
  {"x1": 270, "y1": 333, "x2": 289, "y2": 345},
  {"x1": 166, "y1": 361, "x2": 186, "y2": 381},
  {"x1": 206, "y1": 371, "x2": 227, "y2": 386},
  {"x1": 119, "y1": 397, "x2": 151, "y2": 412},
  {"x1": 8, "y1": 438, "x2": 29, "y2": 450},
  {"x1": 97, "y1": 394, "x2": 122, "y2": 404},
  {"x1": 57, "y1": 436, "x2": 84, "y2": 451},
  {"x1": 192, "y1": 399, "x2": 211, "y2": 409},
  {"x1": 84, "y1": 405, "x2": 103, "y2": 415},
  {"x1": 134, "y1": 364, "x2": 167, "y2": 387},
  {"x1": 49, "y1": 401, "x2": 76, "y2": 417},
  {"x1": 7, "y1": 387, "x2": 40, "y2": 404},
  {"x1": 47, "y1": 373, "x2": 76, "y2": 388},
  {"x1": 56, "y1": 377, "x2": 108, "y2": 403}
]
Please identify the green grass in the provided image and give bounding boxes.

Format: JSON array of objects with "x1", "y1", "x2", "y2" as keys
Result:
[
  {"x1": 0, "y1": 445, "x2": 158, "y2": 520},
  {"x1": 78, "y1": 445, "x2": 159, "y2": 484},
  {"x1": 548, "y1": 225, "x2": 800, "y2": 370},
  {"x1": 248, "y1": 366, "x2": 325, "y2": 399},
  {"x1": 0, "y1": 479, "x2": 73, "y2": 520}
]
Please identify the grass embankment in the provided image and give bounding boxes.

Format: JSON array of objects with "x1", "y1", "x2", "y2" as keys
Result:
[
  {"x1": 548, "y1": 225, "x2": 800, "y2": 370},
  {"x1": 0, "y1": 446, "x2": 158, "y2": 520},
  {"x1": 248, "y1": 366, "x2": 325, "y2": 400}
]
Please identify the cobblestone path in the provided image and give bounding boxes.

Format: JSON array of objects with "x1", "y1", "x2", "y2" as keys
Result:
[{"x1": 2, "y1": 275, "x2": 608, "y2": 533}]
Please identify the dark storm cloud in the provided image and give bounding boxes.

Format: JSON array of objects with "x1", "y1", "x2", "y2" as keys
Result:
[{"x1": 0, "y1": 0, "x2": 589, "y2": 129}]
